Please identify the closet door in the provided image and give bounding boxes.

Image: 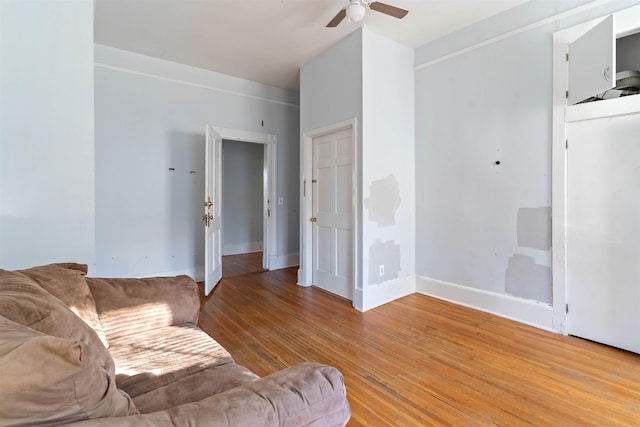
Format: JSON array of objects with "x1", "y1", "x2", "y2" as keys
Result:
[
  {"x1": 566, "y1": 113, "x2": 640, "y2": 353},
  {"x1": 568, "y1": 15, "x2": 615, "y2": 105}
]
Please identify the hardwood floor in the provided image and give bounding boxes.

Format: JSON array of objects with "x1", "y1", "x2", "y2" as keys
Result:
[
  {"x1": 222, "y1": 252, "x2": 266, "y2": 278},
  {"x1": 198, "y1": 268, "x2": 640, "y2": 426}
]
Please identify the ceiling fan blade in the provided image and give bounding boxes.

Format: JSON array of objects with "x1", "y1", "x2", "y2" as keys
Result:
[
  {"x1": 326, "y1": 9, "x2": 347, "y2": 27},
  {"x1": 369, "y1": 2, "x2": 409, "y2": 19}
]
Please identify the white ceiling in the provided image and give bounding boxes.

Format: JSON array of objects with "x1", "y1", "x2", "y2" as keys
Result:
[{"x1": 94, "y1": 0, "x2": 528, "y2": 92}]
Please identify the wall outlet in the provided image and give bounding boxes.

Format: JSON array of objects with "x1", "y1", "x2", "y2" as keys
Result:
[{"x1": 378, "y1": 265, "x2": 384, "y2": 276}]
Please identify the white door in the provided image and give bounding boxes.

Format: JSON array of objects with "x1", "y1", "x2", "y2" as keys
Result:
[
  {"x1": 312, "y1": 128, "x2": 353, "y2": 300},
  {"x1": 568, "y1": 15, "x2": 615, "y2": 105},
  {"x1": 204, "y1": 125, "x2": 222, "y2": 295},
  {"x1": 566, "y1": 114, "x2": 640, "y2": 353}
]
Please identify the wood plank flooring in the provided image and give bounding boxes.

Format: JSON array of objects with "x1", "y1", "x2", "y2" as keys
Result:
[
  {"x1": 197, "y1": 268, "x2": 640, "y2": 426},
  {"x1": 222, "y1": 252, "x2": 266, "y2": 278}
]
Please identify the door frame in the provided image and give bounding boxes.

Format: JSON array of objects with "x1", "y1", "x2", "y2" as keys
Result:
[
  {"x1": 299, "y1": 119, "x2": 359, "y2": 301},
  {"x1": 551, "y1": 18, "x2": 598, "y2": 335},
  {"x1": 207, "y1": 125, "x2": 277, "y2": 272}
]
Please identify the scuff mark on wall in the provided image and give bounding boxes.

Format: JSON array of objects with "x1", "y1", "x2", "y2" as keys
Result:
[
  {"x1": 505, "y1": 254, "x2": 551, "y2": 304},
  {"x1": 517, "y1": 207, "x2": 551, "y2": 250},
  {"x1": 369, "y1": 240, "x2": 401, "y2": 285},
  {"x1": 364, "y1": 175, "x2": 401, "y2": 227}
]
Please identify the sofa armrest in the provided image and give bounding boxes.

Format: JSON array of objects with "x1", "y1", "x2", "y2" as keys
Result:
[
  {"x1": 86, "y1": 276, "x2": 200, "y2": 341},
  {"x1": 66, "y1": 363, "x2": 350, "y2": 427}
]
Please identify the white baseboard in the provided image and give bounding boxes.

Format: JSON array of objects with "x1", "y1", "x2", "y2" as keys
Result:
[
  {"x1": 415, "y1": 275, "x2": 556, "y2": 333},
  {"x1": 269, "y1": 253, "x2": 299, "y2": 270},
  {"x1": 222, "y1": 241, "x2": 263, "y2": 256},
  {"x1": 138, "y1": 265, "x2": 204, "y2": 282},
  {"x1": 361, "y1": 275, "x2": 416, "y2": 312}
]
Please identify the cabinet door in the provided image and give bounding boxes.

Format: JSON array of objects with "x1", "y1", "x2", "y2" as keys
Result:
[
  {"x1": 568, "y1": 15, "x2": 615, "y2": 105},
  {"x1": 567, "y1": 113, "x2": 640, "y2": 354}
]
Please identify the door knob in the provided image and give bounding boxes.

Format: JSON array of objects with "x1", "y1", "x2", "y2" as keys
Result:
[
  {"x1": 204, "y1": 198, "x2": 213, "y2": 208},
  {"x1": 310, "y1": 217, "x2": 317, "y2": 223}
]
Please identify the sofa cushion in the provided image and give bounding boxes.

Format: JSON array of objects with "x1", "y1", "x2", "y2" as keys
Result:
[
  {"x1": 132, "y1": 363, "x2": 259, "y2": 413},
  {"x1": 109, "y1": 324, "x2": 234, "y2": 398},
  {"x1": 64, "y1": 363, "x2": 351, "y2": 427},
  {"x1": 18, "y1": 263, "x2": 109, "y2": 348},
  {"x1": 0, "y1": 268, "x2": 115, "y2": 376},
  {"x1": 87, "y1": 276, "x2": 200, "y2": 341},
  {"x1": 0, "y1": 315, "x2": 137, "y2": 426}
]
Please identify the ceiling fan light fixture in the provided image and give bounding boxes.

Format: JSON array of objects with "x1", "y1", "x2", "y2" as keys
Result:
[{"x1": 346, "y1": 3, "x2": 366, "y2": 23}]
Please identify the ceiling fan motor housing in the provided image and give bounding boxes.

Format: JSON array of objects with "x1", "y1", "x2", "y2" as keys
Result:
[{"x1": 347, "y1": 2, "x2": 366, "y2": 22}]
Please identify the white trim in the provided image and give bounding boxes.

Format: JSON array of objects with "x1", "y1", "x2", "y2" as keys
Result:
[
  {"x1": 269, "y1": 253, "x2": 299, "y2": 270},
  {"x1": 299, "y1": 119, "x2": 359, "y2": 303},
  {"x1": 222, "y1": 241, "x2": 263, "y2": 256},
  {"x1": 551, "y1": 23, "x2": 582, "y2": 335},
  {"x1": 209, "y1": 126, "x2": 277, "y2": 271},
  {"x1": 138, "y1": 266, "x2": 204, "y2": 282},
  {"x1": 211, "y1": 127, "x2": 277, "y2": 144},
  {"x1": 360, "y1": 276, "x2": 416, "y2": 312},
  {"x1": 297, "y1": 269, "x2": 307, "y2": 287},
  {"x1": 416, "y1": 276, "x2": 556, "y2": 333},
  {"x1": 566, "y1": 94, "x2": 640, "y2": 122},
  {"x1": 415, "y1": 0, "x2": 611, "y2": 71},
  {"x1": 94, "y1": 62, "x2": 300, "y2": 108}
]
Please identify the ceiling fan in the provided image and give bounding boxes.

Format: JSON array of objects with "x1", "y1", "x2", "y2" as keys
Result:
[{"x1": 326, "y1": 0, "x2": 409, "y2": 27}]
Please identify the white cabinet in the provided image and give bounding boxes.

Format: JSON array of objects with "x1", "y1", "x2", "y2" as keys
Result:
[
  {"x1": 568, "y1": 15, "x2": 615, "y2": 105},
  {"x1": 566, "y1": 112, "x2": 640, "y2": 354},
  {"x1": 567, "y1": 7, "x2": 640, "y2": 105},
  {"x1": 553, "y1": 4, "x2": 640, "y2": 353}
]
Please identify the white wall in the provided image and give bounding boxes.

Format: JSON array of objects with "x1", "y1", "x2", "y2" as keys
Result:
[
  {"x1": 300, "y1": 29, "x2": 415, "y2": 311},
  {"x1": 413, "y1": 0, "x2": 640, "y2": 330},
  {"x1": 222, "y1": 140, "x2": 264, "y2": 255},
  {"x1": 416, "y1": 23, "x2": 554, "y2": 302},
  {"x1": 94, "y1": 45, "x2": 299, "y2": 279},
  {"x1": 360, "y1": 29, "x2": 415, "y2": 310},
  {"x1": 300, "y1": 30, "x2": 364, "y2": 134},
  {"x1": 0, "y1": 0, "x2": 95, "y2": 269},
  {"x1": 300, "y1": 29, "x2": 364, "y2": 295}
]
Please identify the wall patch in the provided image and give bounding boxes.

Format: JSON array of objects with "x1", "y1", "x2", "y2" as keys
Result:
[
  {"x1": 368, "y1": 240, "x2": 401, "y2": 285},
  {"x1": 364, "y1": 174, "x2": 401, "y2": 227},
  {"x1": 505, "y1": 254, "x2": 552, "y2": 304},
  {"x1": 517, "y1": 207, "x2": 551, "y2": 250}
]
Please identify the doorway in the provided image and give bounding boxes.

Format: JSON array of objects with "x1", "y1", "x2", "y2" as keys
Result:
[
  {"x1": 203, "y1": 125, "x2": 276, "y2": 295},
  {"x1": 221, "y1": 139, "x2": 268, "y2": 278}
]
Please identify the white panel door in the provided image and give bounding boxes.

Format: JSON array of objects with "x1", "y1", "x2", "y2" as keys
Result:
[
  {"x1": 312, "y1": 129, "x2": 353, "y2": 300},
  {"x1": 568, "y1": 15, "x2": 615, "y2": 105},
  {"x1": 567, "y1": 114, "x2": 640, "y2": 353},
  {"x1": 204, "y1": 125, "x2": 222, "y2": 295}
]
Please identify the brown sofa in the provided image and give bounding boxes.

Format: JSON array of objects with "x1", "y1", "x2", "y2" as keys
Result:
[{"x1": 0, "y1": 263, "x2": 350, "y2": 426}]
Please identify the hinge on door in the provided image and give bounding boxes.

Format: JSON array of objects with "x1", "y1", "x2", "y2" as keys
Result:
[
  {"x1": 566, "y1": 303, "x2": 569, "y2": 314},
  {"x1": 566, "y1": 90, "x2": 569, "y2": 99},
  {"x1": 566, "y1": 53, "x2": 569, "y2": 62},
  {"x1": 565, "y1": 140, "x2": 568, "y2": 149}
]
